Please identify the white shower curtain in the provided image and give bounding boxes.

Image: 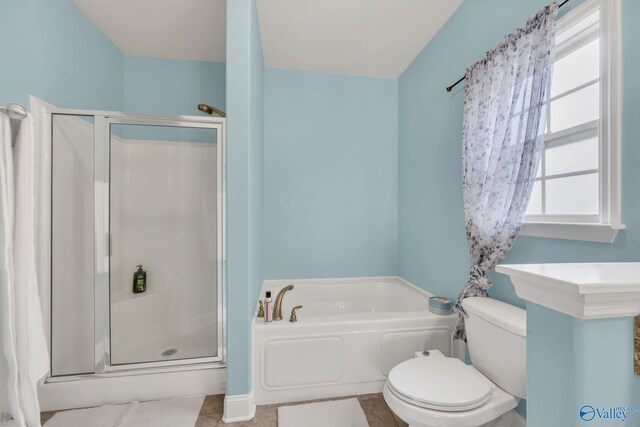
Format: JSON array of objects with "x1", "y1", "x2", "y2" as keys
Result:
[{"x1": 0, "y1": 111, "x2": 49, "y2": 427}]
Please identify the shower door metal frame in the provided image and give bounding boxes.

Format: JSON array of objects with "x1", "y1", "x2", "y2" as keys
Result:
[
  {"x1": 40, "y1": 105, "x2": 226, "y2": 380},
  {"x1": 98, "y1": 114, "x2": 225, "y2": 374}
]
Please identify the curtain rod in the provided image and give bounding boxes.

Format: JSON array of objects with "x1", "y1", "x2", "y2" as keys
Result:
[
  {"x1": 445, "y1": 0, "x2": 571, "y2": 92},
  {"x1": 0, "y1": 103, "x2": 27, "y2": 119}
]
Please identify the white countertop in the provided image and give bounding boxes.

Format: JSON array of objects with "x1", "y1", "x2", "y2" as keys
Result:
[
  {"x1": 496, "y1": 263, "x2": 640, "y2": 319},
  {"x1": 497, "y1": 262, "x2": 640, "y2": 290}
]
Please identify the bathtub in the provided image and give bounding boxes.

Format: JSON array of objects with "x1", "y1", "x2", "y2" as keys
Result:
[{"x1": 253, "y1": 276, "x2": 463, "y2": 405}]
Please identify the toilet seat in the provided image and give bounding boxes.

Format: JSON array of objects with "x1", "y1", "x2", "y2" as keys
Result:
[
  {"x1": 387, "y1": 353, "x2": 494, "y2": 412},
  {"x1": 383, "y1": 383, "x2": 519, "y2": 427}
]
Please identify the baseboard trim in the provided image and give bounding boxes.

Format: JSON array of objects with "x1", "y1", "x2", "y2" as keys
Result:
[
  {"x1": 222, "y1": 391, "x2": 256, "y2": 423},
  {"x1": 514, "y1": 412, "x2": 527, "y2": 427}
]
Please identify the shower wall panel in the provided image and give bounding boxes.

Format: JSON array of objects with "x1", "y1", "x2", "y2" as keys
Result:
[{"x1": 110, "y1": 129, "x2": 218, "y2": 365}]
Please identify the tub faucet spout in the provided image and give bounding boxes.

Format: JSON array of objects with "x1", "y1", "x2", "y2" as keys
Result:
[{"x1": 273, "y1": 285, "x2": 294, "y2": 321}]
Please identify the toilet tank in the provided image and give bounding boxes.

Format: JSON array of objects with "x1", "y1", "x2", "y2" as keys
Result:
[{"x1": 462, "y1": 297, "x2": 526, "y2": 399}]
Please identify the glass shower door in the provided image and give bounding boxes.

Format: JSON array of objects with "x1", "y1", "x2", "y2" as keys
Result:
[
  {"x1": 48, "y1": 108, "x2": 224, "y2": 379},
  {"x1": 108, "y1": 121, "x2": 222, "y2": 367},
  {"x1": 50, "y1": 114, "x2": 96, "y2": 376}
]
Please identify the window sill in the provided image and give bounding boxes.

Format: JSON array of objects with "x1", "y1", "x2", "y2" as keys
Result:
[{"x1": 520, "y1": 222, "x2": 625, "y2": 243}]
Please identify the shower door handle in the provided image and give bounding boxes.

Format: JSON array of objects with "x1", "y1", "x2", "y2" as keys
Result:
[{"x1": 105, "y1": 233, "x2": 112, "y2": 256}]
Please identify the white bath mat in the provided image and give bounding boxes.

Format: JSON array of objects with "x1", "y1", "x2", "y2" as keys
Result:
[
  {"x1": 278, "y1": 398, "x2": 369, "y2": 427},
  {"x1": 43, "y1": 395, "x2": 204, "y2": 427}
]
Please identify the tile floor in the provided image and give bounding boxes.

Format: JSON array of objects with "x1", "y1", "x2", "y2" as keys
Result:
[{"x1": 40, "y1": 393, "x2": 408, "y2": 427}]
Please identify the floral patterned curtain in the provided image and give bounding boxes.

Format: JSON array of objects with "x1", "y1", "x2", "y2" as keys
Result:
[{"x1": 453, "y1": 4, "x2": 559, "y2": 341}]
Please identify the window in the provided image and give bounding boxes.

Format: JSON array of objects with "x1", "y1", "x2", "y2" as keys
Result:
[{"x1": 522, "y1": 0, "x2": 624, "y2": 243}]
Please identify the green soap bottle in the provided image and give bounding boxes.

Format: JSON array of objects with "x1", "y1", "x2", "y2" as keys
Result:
[{"x1": 133, "y1": 265, "x2": 146, "y2": 293}]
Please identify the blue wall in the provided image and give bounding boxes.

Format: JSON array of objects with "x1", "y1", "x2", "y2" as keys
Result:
[
  {"x1": 248, "y1": 4, "x2": 265, "y2": 318},
  {"x1": 225, "y1": 0, "x2": 264, "y2": 396},
  {"x1": 398, "y1": 0, "x2": 640, "y2": 420},
  {"x1": 527, "y1": 303, "x2": 640, "y2": 426},
  {"x1": 263, "y1": 69, "x2": 398, "y2": 279},
  {"x1": 0, "y1": 1, "x2": 225, "y2": 117},
  {"x1": 122, "y1": 56, "x2": 226, "y2": 143},
  {"x1": 398, "y1": 0, "x2": 640, "y2": 307},
  {"x1": 123, "y1": 56, "x2": 226, "y2": 116},
  {"x1": 0, "y1": 0, "x2": 124, "y2": 111}
]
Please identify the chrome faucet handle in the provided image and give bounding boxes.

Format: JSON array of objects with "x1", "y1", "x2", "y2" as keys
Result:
[{"x1": 289, "y1": 305, "x2": 303, "y2": 323}]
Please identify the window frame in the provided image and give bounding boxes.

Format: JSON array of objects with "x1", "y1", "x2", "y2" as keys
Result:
[{"x1": 521, "y1": 0, "x2": 624, "y2": 243}]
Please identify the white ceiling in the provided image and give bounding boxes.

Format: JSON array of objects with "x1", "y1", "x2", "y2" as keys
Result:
[
  {"x1": 256, "y1": 0, "x2": 463, "y2": 78},
  {"x1": 73, "y1": 0, "x2": 462, "y2": 78},
  {"x1": 72, "y1": 0, "x2": 226, "y2": 63}
]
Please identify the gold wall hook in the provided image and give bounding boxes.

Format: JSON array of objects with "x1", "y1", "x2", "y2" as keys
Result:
[{"x1": 289, "y1": 305, "x2": 303, "y2": 322}]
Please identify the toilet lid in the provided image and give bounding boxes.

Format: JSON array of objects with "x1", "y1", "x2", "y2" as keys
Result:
[{"x1": 387, "y1": 355, "x2": 493, "y2": 412}]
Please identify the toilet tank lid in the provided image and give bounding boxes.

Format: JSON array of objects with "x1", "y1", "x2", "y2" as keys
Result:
[{"x1": 462, "y1": 297, "x2": 526, "y2": 336}]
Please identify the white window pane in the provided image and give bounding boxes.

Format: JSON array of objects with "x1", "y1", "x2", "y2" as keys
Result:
[
  {"x1": 526, "y1": 181, "x2": 543, "y2": 215},
  {"x1": 535, "y1": 160, "x2": 542, "y2": 178},
  {"x1": 545, "y1": 136, "x2": 598, "y2": 176},
  {"x1": 556, "y1": 10, "x2": 600, "y2": 45},
  {"x1": 551, "y1": 39, "x2": 599, "y2": 98},
  {"x1": 545, "y1": 173, "x2": 599, "y2": 214},
  {"x1": 549, "y1": 82, "x2": 599, "y2": 133}
]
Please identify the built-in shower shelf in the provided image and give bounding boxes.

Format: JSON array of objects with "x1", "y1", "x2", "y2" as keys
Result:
[{"x1": 111, "y1": 288, "x2": 166, "y2": 305}]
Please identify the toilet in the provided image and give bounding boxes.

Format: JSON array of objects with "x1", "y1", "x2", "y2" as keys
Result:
[{"x1": 383, "y1": 297, "x2": 526, "y2": 427}]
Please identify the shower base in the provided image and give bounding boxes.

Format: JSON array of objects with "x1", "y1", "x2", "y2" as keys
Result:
[
  {"x1": 111, "y1": 324, "x2": 217, "y2": 366},
  {"x1": 39, "y1": 365, "x2": 226, "y2": 411}
]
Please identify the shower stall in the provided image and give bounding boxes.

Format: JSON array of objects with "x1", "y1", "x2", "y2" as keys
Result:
[{"x1": 37, "y1": 102, "x2": 225, "y2": 388}]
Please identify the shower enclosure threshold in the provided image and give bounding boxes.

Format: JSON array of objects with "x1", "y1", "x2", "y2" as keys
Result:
[
  {"x1": 45, "y1": 360, "x2": 226, "y2": 383},
  {"x1": 39, "y1": 363, "x2": 226, "y2": 411}
]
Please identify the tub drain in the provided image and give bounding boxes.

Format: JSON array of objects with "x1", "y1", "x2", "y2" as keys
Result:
[{"x1": 161, "y1": 348, "x2": 178, "y2": 357}]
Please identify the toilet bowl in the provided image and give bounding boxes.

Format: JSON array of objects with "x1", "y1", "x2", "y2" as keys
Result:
[
  {"x1": 383, "y1": 350, "x2": 518, "y2": 427},
  {"x1": 383, "y1": 297, "x2": 526, "y2": 427}
]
